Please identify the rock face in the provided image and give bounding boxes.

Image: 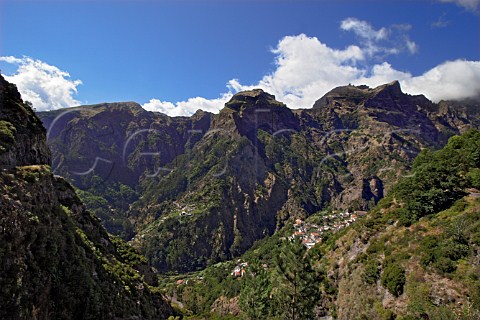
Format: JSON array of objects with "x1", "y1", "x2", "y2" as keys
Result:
[
  {"x1": 0, "y1": 75, "x2": 51, "y2": 167},
  {"x1": 38, "y1": 82, "x2": 480, "y2": 273},
  {"x1": 0, "y1": 75, "x2": 174, "y2": 319}
]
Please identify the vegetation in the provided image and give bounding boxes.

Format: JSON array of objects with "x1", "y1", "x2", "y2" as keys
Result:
[
  {"x1": 0, "y1": 74, "x2": 174, "y2": 319},
  {"x1": 0, "y1": 165, "x2": 174, "y2": 319},
  {"x1": 0, "y1": 120, "x2": 15, "y2": 152},
  {"x1": 313, "y1": 130, "x2": 480, "y2": 319},
  {"x1": 27, "y1": 74, "x2": 480, "y2": 319},
  {"x1": 392, "y1": 129, "x2": 480, "y2": 224},
  {"x1": 381, "y1": 260, "x2": 406, "y2": 297}
]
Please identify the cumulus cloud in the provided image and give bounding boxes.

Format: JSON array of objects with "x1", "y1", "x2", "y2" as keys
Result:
[
  {"x1": 144, "y1": 27, "x2": 478, "y2": 115},
  {"x1": 0, "y1": 56, "x2": 82, "y2": 111},
  {"x1": 403, "y1": 60, "x2": 480, "y2": 101},
  {"x1": 2, "y1": 18, "x2": 479, "y2": 117},
  {"x1": 230, "y1": 34, "x2": 480, "y2": 109},
  {"x1": 437, "y1": 0, "x2": 480, "y2": 11}
]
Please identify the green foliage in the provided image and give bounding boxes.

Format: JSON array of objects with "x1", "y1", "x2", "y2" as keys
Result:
[
  {"x1": 467, "y1": 168, "x2": 480, "y2": 189},
  {"x1": 168, "y1": 262, "x2": 241, "y2": 316},
  {"x1": 268, "y1": 239, "x2": 321, "y2": 320},
  {"x1": 363, "y1": 259, "x2": 380, "y2": 285},
  {"x1": 0, "y1": 120, "x2": 16, "y2": 152},
  {"x1": 418, "y1": 229, "x2": 469, "y2": 275},
  {"x1": 239, "y1": 261, "x2": 271, "y2": 319},
  {"x1": 392, "y1": 130, "x2": 480, "y2": 222},
  {"x1": 381, "y1": 261, "x2": 406, "y2": 297}
]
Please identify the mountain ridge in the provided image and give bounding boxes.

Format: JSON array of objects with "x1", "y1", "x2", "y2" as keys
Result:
[{"x1": 38, "y1": 81, "x2": 480, "y2": 272}]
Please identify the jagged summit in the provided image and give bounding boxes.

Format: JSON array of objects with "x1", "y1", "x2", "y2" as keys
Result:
[
  {"x1": 314, "y1": 81, "x2": 404, "y2": 109},
  {"x1": 312, "y1": 80, "x2": 435, "y2": 115},
  {"x1": 215, "y1": 88, "x2": 299, "y2": 139},
  {"x1": 373, "y1": 80, "x2": 401, "y2": 93}
]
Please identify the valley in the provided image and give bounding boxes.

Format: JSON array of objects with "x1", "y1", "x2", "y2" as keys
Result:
[
  {"x1": 39, "y1": 81, "x2": 480, "y2": 274},
  {"x1": 1, "y1": 72, "x2": 479, "y2": 319}
]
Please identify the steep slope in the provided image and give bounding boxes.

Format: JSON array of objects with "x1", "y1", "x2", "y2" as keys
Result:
[
  {"x1": 132, "y1": 90, "x2": 296, "y2": 272},
  {"x1": 316, "y1": 130, "x2": 480, "y2": 319},
  {"x1": 0, "y1": 75, "x2": 174, "y2": 319},
  {"x1": 40, "y1": 103, "x2": 211, "y2": 238},
  {"x1": 159, "y1": 130, "x2": 480, "y2": 319},
  {"x1": 38, "y1": 82, "x2": 479, "y2": 273},
  {"x1": 304, "y1": 81, "x2": 478, "y2": 206}
]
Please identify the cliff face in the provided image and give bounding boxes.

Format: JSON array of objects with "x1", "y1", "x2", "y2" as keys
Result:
[
  {"x1": 0, "y1": 75, "x2": 50, "y2": 167},
  {"x1": 38, "y1": 82, "x2": 480, "y2": 273},
  {"x1": 0, "y1": 75, "x2": 173, "y2": 319}
]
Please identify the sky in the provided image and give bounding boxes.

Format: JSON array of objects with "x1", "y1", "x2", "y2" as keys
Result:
[{"x1": 0, "y1": 0, "x2": 479, "y2": 116}]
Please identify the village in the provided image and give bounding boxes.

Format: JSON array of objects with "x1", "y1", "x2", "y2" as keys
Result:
[
  {"x1": 229, "y1": 209, "x2": 368, "y2": 277},
  {"x1": 288, "y1": 209, "x2": 368, "y2": 250}
]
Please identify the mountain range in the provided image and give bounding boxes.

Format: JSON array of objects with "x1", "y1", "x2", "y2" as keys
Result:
[
  {"x1": 2, "y1": 69, "x2": 479, "y2": 319},
  {"x1": 38, "y1": 80, "x2": 480, "y2": 273}
]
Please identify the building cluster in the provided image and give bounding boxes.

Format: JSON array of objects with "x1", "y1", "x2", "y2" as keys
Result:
[
  {"x1": 227, "y1": 211, "x2": 368, "y2": 277},
  {"x1": 289, "y1": 210, "x2": 367, "y2": 250},
  {"x1": 231, "y1": 261, "x2": 249, "y2": 277}
]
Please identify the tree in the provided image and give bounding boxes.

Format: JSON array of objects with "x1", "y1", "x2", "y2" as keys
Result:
[
  {"x1": 270, "y1": 239, "x2": 321, "y2": 320},
  {"x1": 239, "y1": 261, "x2": 271, "y2": 320}
]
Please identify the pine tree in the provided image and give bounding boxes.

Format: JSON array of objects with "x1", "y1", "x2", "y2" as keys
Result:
[
  {"x1": 270, "y1": 238, "x2": 321, "y2": 319},
  {"x1": 239, "y1": 260, "x2": 271, "y2": 319}
]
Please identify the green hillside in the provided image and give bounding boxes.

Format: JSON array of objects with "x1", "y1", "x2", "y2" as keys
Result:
[{"x1": 158, "y1": 130, "x2": 480, "y2": 319}]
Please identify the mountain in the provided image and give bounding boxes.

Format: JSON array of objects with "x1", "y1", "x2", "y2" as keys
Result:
[
  {"x1": 39, "y1": 102, "x2": 211, "y2": 239},
  {"x1": 0, "y1": 75, "x2": 174, "y2": 319},
  {"x1": 38, "y1": 81, "x2": 480, "y2": 273},
  {"x1": 164, "y1": 129, "x2": 480, "y2": 319}
]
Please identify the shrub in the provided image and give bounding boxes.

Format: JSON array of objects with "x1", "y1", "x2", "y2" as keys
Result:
[
  {"x1": 432, "y1": 257, "x2": 456, "y2": 274},
  {"x1": 363, "y1": 259, "x2": 380, "y2": 285},
  {"x1": 381, "y1": 262, "x2": 406, "y2": 297},
  {"x1": 0, "y1": 120, "x2": 16, "y2": 152}
]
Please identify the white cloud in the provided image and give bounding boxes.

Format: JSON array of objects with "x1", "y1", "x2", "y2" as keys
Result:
[
  {"x1": 340, "y1": 18, "x2": 418, "y2": 57},
  {"x1": 230, "y1": 34, "x2": 480, "y2": 109},
  {"x1": 402, "y1": 60, "x2": 480, "y2": 101},
  {"x1": 341, "y1": 17, "x2": 388, "y2": 41},
  {"x1": 241, "y1": 34, "x2": 366, "y2": 108},
  {"x1": 0, "y1": 56, "x2": 82, "y2": 111},
  {"x1": 143, "y1": 92, "x2": 232, "y2": 117},
  {"x1": 2, "y1": 18, "x2": 479, "y2": 117},
  {"x1": 437, "y1": 0, "x2": 480, "y2": 11},
  {"x1": 406, "y1": 39, "x2": 418, "y2": 54}
]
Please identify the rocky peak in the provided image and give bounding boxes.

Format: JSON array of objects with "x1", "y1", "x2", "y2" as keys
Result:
[
  {"x1": 224, "y1": 89, "x2": 282, "y2": 112},
  {"x1": 371, "y1": 80, "x2": 402, "y2": 98},
  {"x1": 365, "y1": 80, "x2": 434, "y2": 112},
  {"x1": 313, "y1": 84, "x2": 372, "y2": 109},
  {"x1": 0, "y1": 74, "x2": 51, "y2": 167},
  {"x1": 217, "y1": 89, "x2": 299, "y2": 139}
]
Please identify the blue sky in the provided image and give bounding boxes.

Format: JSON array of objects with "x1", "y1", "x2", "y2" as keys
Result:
[{"x1": 0, "y1": 0, "x2": 479, "y2": 116}]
